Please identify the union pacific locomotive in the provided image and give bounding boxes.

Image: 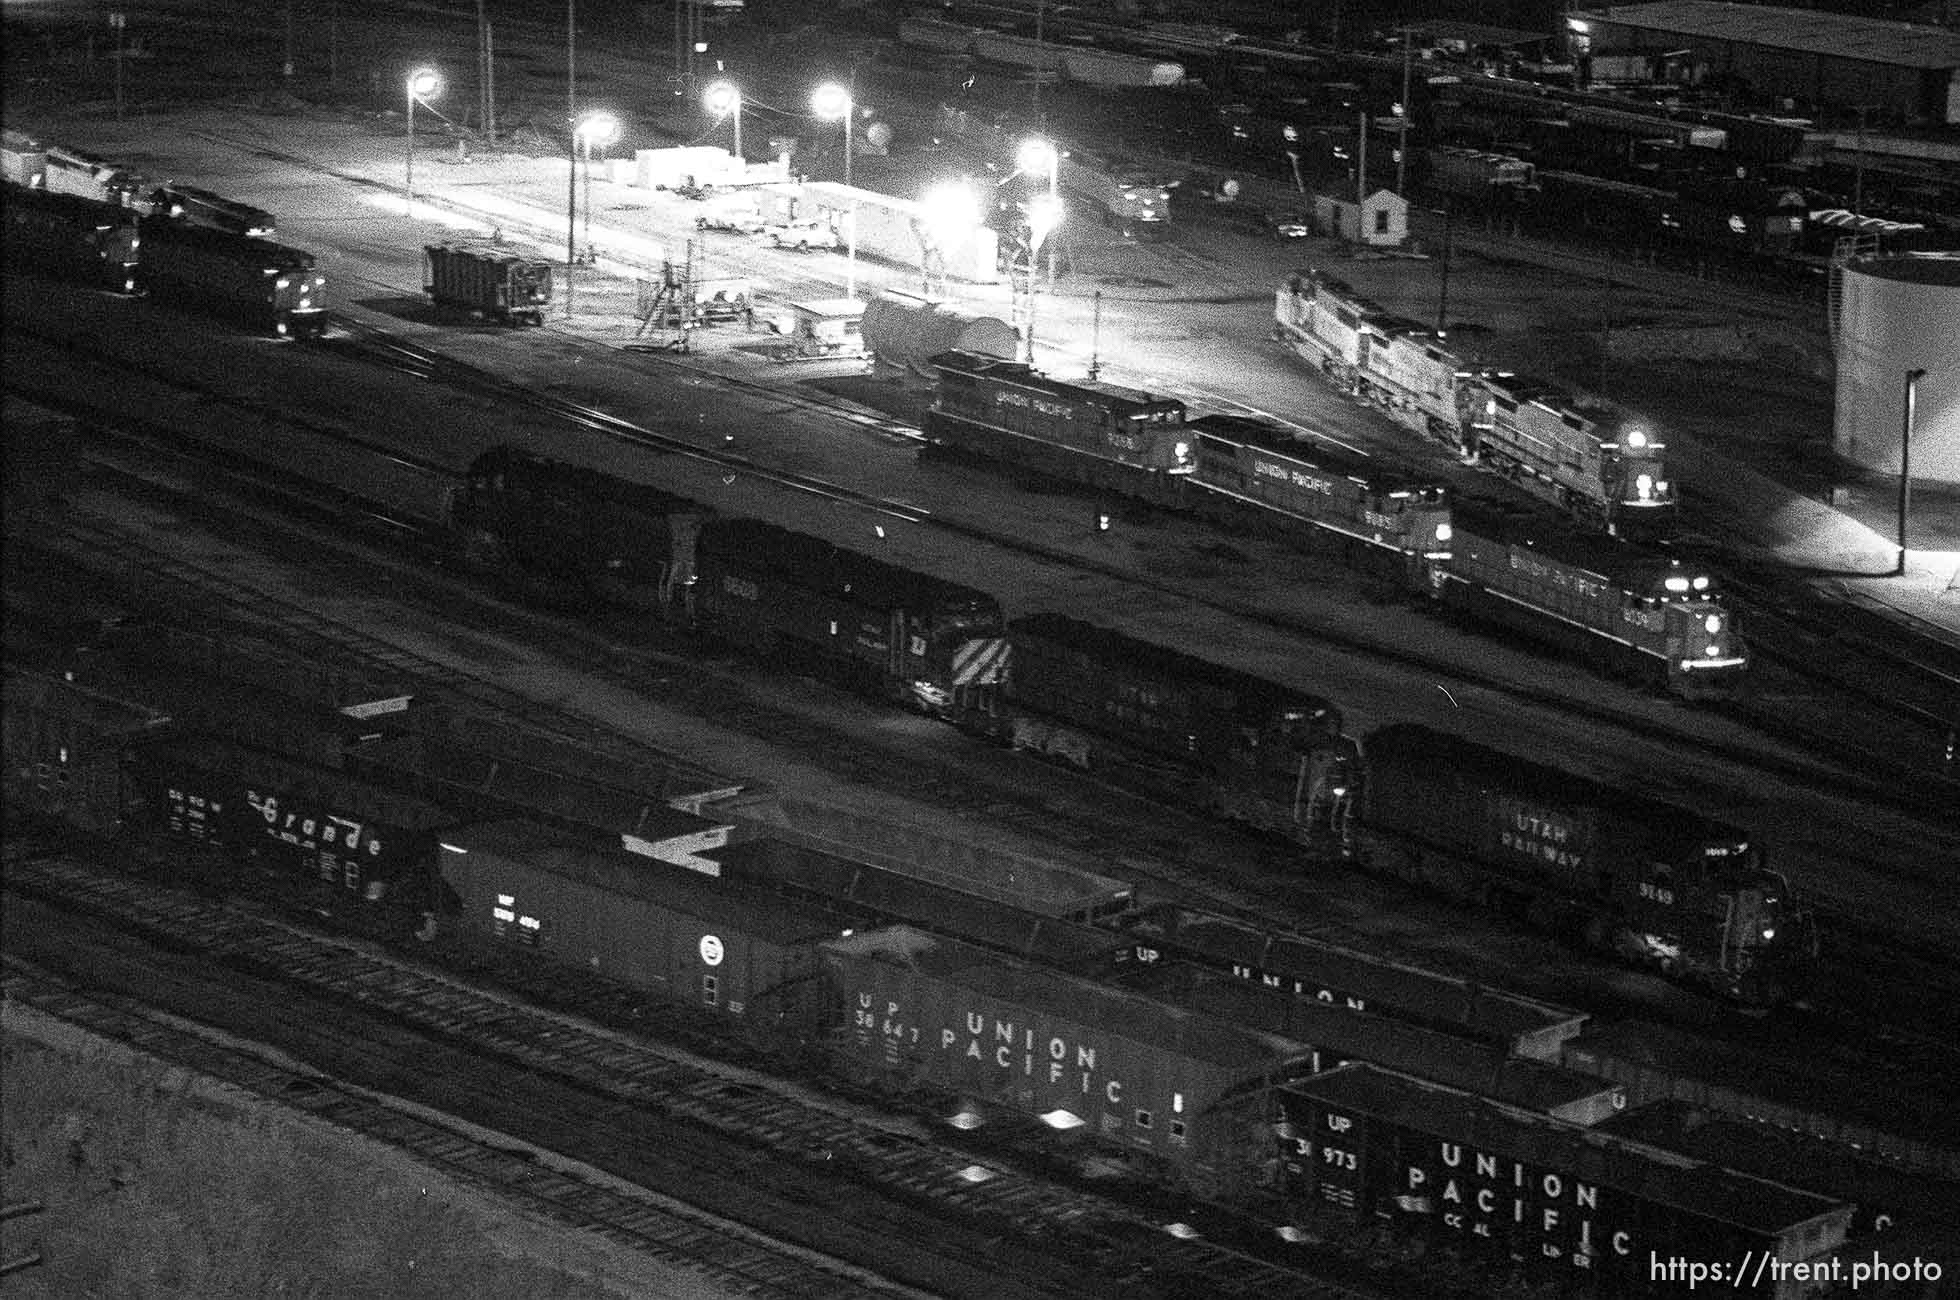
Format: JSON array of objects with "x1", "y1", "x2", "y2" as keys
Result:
[
  {"x1": 1275, "y1": 269, "x2": 1675, "y2": 535},
  {"x1": 923, "y1": 350, "x2": 1741, "y2": 697}
]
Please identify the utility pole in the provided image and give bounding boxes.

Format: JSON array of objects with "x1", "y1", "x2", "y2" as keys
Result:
[
  {"x1": 1436, "y1": 201, "x2": 1453, "y2": 333},
  {"x1": 1396, "y1": 26, "x2": 1413, "y2": 200},
  {"x1": 283, "y1": 0, "x2": 294, "y2": 79},
  {"x1": 1356, "y1": 110, "x2": 1367, "y2": 225},
  {"x1": 1896, "y1": 368, "x2": 1925, "y2": 576},
  {"x1": 565, "y1": 0, "x2": 577, "y2": 316},
  {"x1": 1853, "y1": 104, "x2": 1870, "y2": 216},
  {"x1": 1033, "y1": 0, "x2": 1046, "y2": 127}
]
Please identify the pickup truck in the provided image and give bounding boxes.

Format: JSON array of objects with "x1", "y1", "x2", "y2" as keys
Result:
[
  {"x1": 762, "y1": 219, "x2": 839, "y2": 251},
  {"x1": 696, "y1": 205, "x2": 765, "y2": 234}
]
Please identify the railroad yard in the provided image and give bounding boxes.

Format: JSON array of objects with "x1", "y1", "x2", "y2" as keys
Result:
[{"x1": 5, "y1": 1, "x2": 1960, "y2": 1297}]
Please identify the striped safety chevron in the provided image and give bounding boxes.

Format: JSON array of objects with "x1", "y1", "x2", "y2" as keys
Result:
[{"x1": 951, "y1": 637, "x2": 1011, "y2": 685}]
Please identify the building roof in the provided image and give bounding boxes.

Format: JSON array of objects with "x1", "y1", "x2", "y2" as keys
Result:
[{"x1": 1572, "y1": 2, "x2": 1960, "y2": 69}]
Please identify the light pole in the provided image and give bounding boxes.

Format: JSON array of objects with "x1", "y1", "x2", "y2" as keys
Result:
[
  {"x1": 405, "y1": 67, "x2": 442, "y2": 214},
  {"x1": 812, "y1": 81, "x2": 852, "y2": 188},
  {"x1": 1896, "y1": 367, "x2": 1926, "y2": 577},
  {"x1": 577, "y1": 110, "x2": 619, "y2": 260},
  {"x1": 1018, "y1": 138, "x2": 1059, "y2": 287},
  {"x1": 1023, "y1": 192, "x2": 1062, "y2": 364},
  {"x1": 704, "y1": 80, "x2": 741, "y2": 161}
]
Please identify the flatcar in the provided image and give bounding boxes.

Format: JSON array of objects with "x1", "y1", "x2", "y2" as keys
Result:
[
  {"x1": 1279, "y1": 1064, "x2": 1852, "y2": 1298},
  {"x1": 133, "y1": 216, "x2": 326, "y2": 338},
  {"x1": 146, "y1": 183, "x2": 276, "y2": 238},
  {"x1": 2, "y1": 183, "x2": 142, "y2": 293},
  {"x1": 423, "y1": 243, "x2": 553, "y2": 327},
  {"x1": 924, "y1": 349, "x2": 1195, "y2": 487},
  {"x1": 1358, "y1": 724, "x2": 1806, "y2": 1001},
  {"x1": 690, "y1": 516, "x2": 1010, "y2": 712},
  {"x1": 1433, "y1": 502, "x2": 1744, "y2": 693}
]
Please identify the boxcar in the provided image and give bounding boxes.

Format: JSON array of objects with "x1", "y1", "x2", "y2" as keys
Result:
[
  {"x1": 824, "y1": 924, "x2": 1314, "y2": 1193},
  {"x1": 691, "y1": 516, "x2": 1009, "y2": 711},
  {"x1": 1358, "y1": 724, "x2": 1806, "y2": 1001},
  {"x1": 1278, "y1": 1064, "x2": 1852, "y2": 1298},
  {"x1": 999, "y1": 612, "x2": 1355, "y2": 839},
  {"x1": 424, "y1": 244, "x2": 553, "y2": 326},
  {"x1": 133, "y1": 216, "x2": 326, "y2": 337},
  {"x1": 2, "y1": 184, "x2": 142, "y2": 292},
  {"x1": 452, "y1": 445, "x2": 708, "y2": 610},
  {"x1": 2, "y1": 668, "x2": 170, "y2": 839},
  {"x1": 1433, "y1": 502, "x2": 1745, "y2": 693},
  {"x1": 924, "y1": 350, "x2": 1195, "y2": 485},
  {"x1": 439, "y1": 820, "x2": 867, "y2": 1036},
  {"x1": 131, "y1": 734, "x2": 451, "y2": 907}
]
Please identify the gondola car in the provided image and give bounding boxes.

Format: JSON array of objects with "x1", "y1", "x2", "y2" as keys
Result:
[
  {"x1": 424, "y1": 243, "x2": 553, "y2": 326},
  {"x1": 2, "y1": 183, "x2": 142, "y2": 293},
  {"x1": 134, "y1": 216, "x2": 326, "y2": 338}
]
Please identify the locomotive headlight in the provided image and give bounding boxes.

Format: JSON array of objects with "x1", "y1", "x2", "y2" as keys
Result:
[
  {"x1": 1762, "y1": 927, "x2": 1776, "y2": 940},
  {"x1": 1692, "y1": 576, "x2": 1709, "y2": 591},
  {"x1": 1656, "y1": 480, "x2": 1670, "y2": 496},
  {"x1": 276, "y1": 278, "x2": 291, "y2": 289},
  {"x1": 1704, "y1": 614, "x2": 1722, "y2": 635},
  {"x1": 1434, "y1": 522, "x2": 1452, "y2": 542},
  {"x1": 1173, "y1": 440, "x2": 1192, "y2": 463},
  {"x1": 1626, "y1": 429, "x2": 1648, "y2": 449},
  {"x1": 1706, "y1": 644, "x2": 1721, "y2": 658},
  {"x1": 1665, "y1": 576, "x2": 1690, "y2": 593},
  {"x1": 1635, "y1": 473, "x2": 1654, "y2": 499}
]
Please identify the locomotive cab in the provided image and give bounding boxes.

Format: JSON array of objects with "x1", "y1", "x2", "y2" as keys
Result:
[
  {"x1": 1602, "y1": 424, "x2": 1675, "y2": 530},
  {"x1": 908, "y1": 596, "x2": 1009, "y2": 714}
]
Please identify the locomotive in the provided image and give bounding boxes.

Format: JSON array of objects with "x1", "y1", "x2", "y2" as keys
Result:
[
  {"x1": 923, "y1": 351, "x2": 1738, "y2": 696},
  {"x1": 3, "y1": 183, "x2": 142, "y2": 293},
  {"x1": 1275, "y1": 270, "x2": 1676, "y2": 536}
]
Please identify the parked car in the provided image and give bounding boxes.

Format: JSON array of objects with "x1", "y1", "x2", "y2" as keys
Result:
[
  {"x1": 697, "y1": 203, "x2": 766, "y2": 235},
  {"x1": 763, "y1": 219, "x2": 839, "y2": 251}
]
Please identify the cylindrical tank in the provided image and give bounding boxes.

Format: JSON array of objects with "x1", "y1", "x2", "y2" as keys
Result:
[
  {"x1": 862, "y1": 291, "x2": 1017, "y2": 381},
  {"x1": 1834, "y1": 255, "x2": 1960, "y2": 487}
]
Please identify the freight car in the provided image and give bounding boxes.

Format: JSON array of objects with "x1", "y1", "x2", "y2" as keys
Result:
[
  {"x1": 2, "y1": 183, "x2": 142, "y2": 293},
  {"x1": 2, "y1": 669, "x2": 170, "y2": 838},
  {"x1": 1434, "y1": 502, "x2": 1745, "y2": 694},
  {"x1": 1279, "y1": 1064, "x2": 1853, "y2": 1298},
  {"x1": 147, "y1": 183, "x2": 275, "y2": 239},
  {"x1": 423, "y1": 243, "x2": 552, "y2": 326},
  {"x1": 691, "y1": 516, "x2": 1010, "y2": 712},
  {"x1": 826, "y1": 923, "x2": 1310, "y2": 1196},
  {"x1": 988, "y1": 611, "x2": 1356, "y2": 841},
  {"x1": 1275, "y1": 270, "x2": 1677, "y2": 535},
  {"x1": 133, "y1": 216, "x2": 326, "y2": 338},
  {"x1": 924, "y1": 350, "x2": 1195, "y2": 486},
  {"x1": 1357, "y1": 724, "x2": 1807, "y2": 1001}
]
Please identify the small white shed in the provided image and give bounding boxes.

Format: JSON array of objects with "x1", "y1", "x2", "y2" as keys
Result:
[
  {"x1": 1312, "y1": 188, "x2": 1408, "y2": 247},
  {"x1": 786, "y1": 298, "x2": 866, "y2": 357}
]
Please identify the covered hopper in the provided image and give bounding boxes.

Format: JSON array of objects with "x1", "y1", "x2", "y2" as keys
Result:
[{"x1": 863, "y1": 291, "x2": 1017, "y2": 382}]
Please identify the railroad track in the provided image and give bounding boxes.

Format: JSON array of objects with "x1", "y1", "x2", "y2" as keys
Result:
[
  {"x1": 2, "y1": 958, "x2": 926, "y2": 1300},
  {"x1": 2, "y1": 851, "x2": 1380, "y2": 1300}
]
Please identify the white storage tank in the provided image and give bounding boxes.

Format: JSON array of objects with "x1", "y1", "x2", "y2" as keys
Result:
[{"x1": 1834, "y1": 255, "x2": 1960, "y2": 487}]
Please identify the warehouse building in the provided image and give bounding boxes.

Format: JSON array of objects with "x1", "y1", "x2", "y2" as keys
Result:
[{"x1": 1565, "y1": 2, "x2": 1960, "y2": 124}]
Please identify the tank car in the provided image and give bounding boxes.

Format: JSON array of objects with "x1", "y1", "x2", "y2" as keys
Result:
[
  {"x1": 1433, "y1": 502, "x2": 1744, "y2": 693},
  {"x1": 133, "y1": 216, "x2": 326, "y2": 337},
  {"x1": 424, "y1": 243, "x2": 553, "y2": 326},
  {"x1": 691, "y1": 517, "x2": 1009, "y2": 713},
  {"x1": 924, "y1": 350, "x2": 1195, "y2": 487},
  {"x1": 1358, "y1": 723, "x2": 1807, "y2": 1002},
  {"x1": 2, "y1": 183, "x2": 142, "y2": 293}
]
